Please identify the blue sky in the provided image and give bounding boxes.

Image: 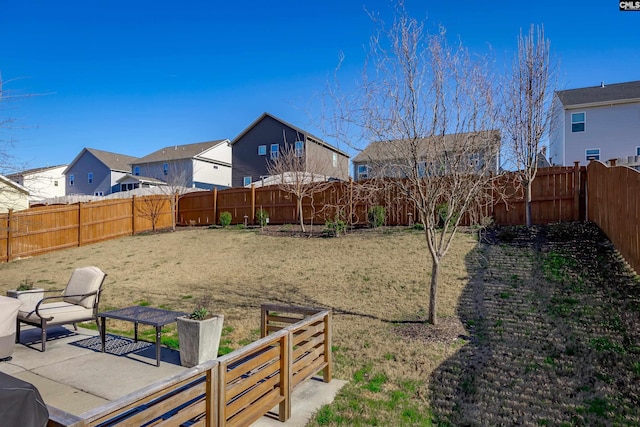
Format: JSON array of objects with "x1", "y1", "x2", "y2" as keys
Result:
[{"x1": 1, "y1": 0, "x2": 638, "y2": 171}]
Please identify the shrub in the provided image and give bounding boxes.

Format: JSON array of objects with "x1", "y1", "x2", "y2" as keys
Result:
[
  {"x1": 219, "y1": 212, "x2": 232, "y2": 227},
  {"x1": 368, "y1": 206, "x2": 386, "y2": 228},
  {"x1": 324, "y1": 218, "x2": 347, "y2": 237},
  {"x1": 255, "y1": 208, "x2": 269, "y2": 227}
]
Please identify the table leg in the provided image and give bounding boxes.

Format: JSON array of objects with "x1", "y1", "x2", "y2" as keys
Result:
[
  {"x1": 100, "y1": 317, "x2": 106, "y2": 353},
  {"x1": 155, "y1": 326, "x2": 161, "y2": 367},
  {"x1": 134, "y1": 322, "x2": 138, "y2": 342}
]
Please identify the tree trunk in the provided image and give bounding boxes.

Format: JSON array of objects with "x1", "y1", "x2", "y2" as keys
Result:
[
  {"x1": 428, "y1": 257, "x2": 440, "y2": 325},
  {"x1": 298, "y1": 198, "x2": 305, "y2": 232},
  {"x1": 525, "y1": 180, "x2": 533, "y2": 228}
]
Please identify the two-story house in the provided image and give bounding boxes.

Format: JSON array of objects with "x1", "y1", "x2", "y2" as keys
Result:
[
  {"x1": 7, "y1": 165, "x2": 67, "y2": 202},
  {"x1": 64, "y1": 148, "x2": 137, "y2": 196},
  {"x1": 549, "y1": 80, "x2": 640, "y2": 167},
  {"x1": 128, "y1": 140, "x2": 232, "y2": 191},
  {"x1": 352, "y1": 130, "x2": 501, "y2": 181},
  {"x1": 231, "y1": 112, "x2": 349, "y2": 187}
]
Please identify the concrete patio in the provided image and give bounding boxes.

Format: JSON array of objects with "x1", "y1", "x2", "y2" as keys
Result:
[{"x1": 0, "y1": 325, "x2": 345, "y2": 426}]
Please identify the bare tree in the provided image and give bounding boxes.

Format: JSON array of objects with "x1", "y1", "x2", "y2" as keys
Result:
[
  {"x1": 266, "y1": 141, "x2": 333, "y2": 233},
  {"x1": 135, "y1": 195, "x2": 169, "y2": 232},
  {"x1": 156, "y1": 162, "x2": 192, "y2": 231},
  {"x1": 328, "y1": 5, "x2": 501, "y2": 324},
  {"x1": 503, "y1": 25, "x2": 557, "y2": 227}
]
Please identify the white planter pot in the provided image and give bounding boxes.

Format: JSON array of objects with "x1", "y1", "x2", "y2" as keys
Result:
[
  {"x1": 177, "y1": 314, "x2": 224, "y2": 368},
  {"x1": 6, "y1": 288, "x2": 45, "y2": 308}
]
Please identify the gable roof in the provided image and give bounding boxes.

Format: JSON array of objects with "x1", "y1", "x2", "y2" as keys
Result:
[
  {"x1": 353, "y1": 130, "x2": 501, "y2": 163},
  {"x1": 64, "y1": 148, "x2": 137, "y2": 175},
  {"x1": 231, "y1": 112, "x2": 349, "y2": 158},
  {"x1": 7, "y1": 164, "x2": 67, "y2": 179},
  {"x1": 131, "y1": 140, "x2": 229, "y2": 164},
  {"x1": 556, "y1": 80, "x2": 640, "y2": 107},
  {"x1": 0, "y1": 174, "x2": 29, "y2": 195}
]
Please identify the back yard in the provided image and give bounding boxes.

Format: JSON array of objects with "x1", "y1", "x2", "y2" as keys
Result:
[{"x1": 0, "y1": 222, "x2": 638, "y2": 425}]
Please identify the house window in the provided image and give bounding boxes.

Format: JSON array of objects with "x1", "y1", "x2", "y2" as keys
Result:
[
  {"x1": 468, "y1": 153, "x2": 480, "y2": 167},
  {"x1": 54, "y1": 180, "x2": 58, "y2": 187},
  {"x1": 270, "y1": 144, "x2": 279, "y2": 159},
  {"x1": 213, "y1": 165, "x2": 218, "y2": 169},
  {"x1": 586, "y1": 148, "x2": 600, "y2": 161},
  {"x1": 258, "y1": 145, "x2": 267, "y2": 156},
  {"x1": 69, "y1": 175, "x2": 74, "y2": 186},
  {"x1": 88, "y1": 172, "x2": 93, "y2": 184},
  {"x1": 636, "y1": 147, "x2": 640, "y2": 156},
  {"x1": 571, "y1": 112, "x2": 585, "y2": 133},
  {"x1": 133, "y1": 166, "x2": 140, "y2": 176},
  {"x1": 243, "y1": 176, "x2": 252, "y2": 186},
  {"x1": 332, "y1": 152, "x2": 338, "y2": 167},
  {"x1": 295, "y1": 141, "x2": 304, "y2": 157},
  {"x1": 163, "y1": 163, "x2": 169, "y2": 176},
  {"x1": 357, "y1": 164, "x2": 368, "y2": 180},
  {"x1": 94, "y1": 191, "x2": 103, "y2": 196}
]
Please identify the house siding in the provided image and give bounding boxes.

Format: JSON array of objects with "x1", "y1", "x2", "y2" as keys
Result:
[
  {"x1": 65, "y1": 153, "x2": 113, "y2": 195},
  {"x1": 192, "y1": 158, "x2": 232, "y2": 189},
  {"x1": 561, "y1": 102, "x2": 640, "y2": 165},
  {"x1": 135, "y1": 159, "x2": 194, "y2": 187},
  {"x1": 10, "y1": 166, "x2": 67, "y2": 201},
  {"x1": 232, "y1": 115, "x2": 307, "y2": 187},
  {"x1": 304, "y1": 139, "x2": 350, "y2": 180},
  {"x1": 549, "y1": 96, "x2": 565, "y2": 166}
]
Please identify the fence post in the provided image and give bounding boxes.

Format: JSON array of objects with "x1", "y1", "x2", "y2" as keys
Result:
[
  {"x1": 77, "y1": 202, "x2": 83, "y2": 247},
  {"x1": 6, "y1": 209, "x2": 12, "y2": 262},
  {"x1": 323, "y1": 311, "x2": 333, "y2": 383},
  {"x1": 212, "y1": 188, "x2": 217, "y2": 226},
  {"x1": 279, "y1": 332, "x2": 291, "y2": 422},
  {"x1": 573, "y1": 161, "x2": 581, "y2": 221},
  {"x1": 206, "y1": 367, "x2": 217, "y2": 427},
  {"x1": 251, "y1": 184, "x2": 256, "y2": 225},
  {"x1": 260, "y1": 306, "x2": 268, "y2": 338},
  {"x1": 131, "y1": 195, "x2": 137, "y2": 235}
]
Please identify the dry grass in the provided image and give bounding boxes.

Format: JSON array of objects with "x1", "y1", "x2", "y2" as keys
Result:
[{"x1": 2, "y1": 223, "x2": 638, "y2": 426}]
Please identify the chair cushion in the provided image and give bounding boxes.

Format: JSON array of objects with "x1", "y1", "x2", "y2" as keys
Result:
[
  {"x1": 63, "y1": 266, "x2": 106, "y2": 309},
  {"x1": 18, "y1": 302, "x2": 94, "y2": 325}
]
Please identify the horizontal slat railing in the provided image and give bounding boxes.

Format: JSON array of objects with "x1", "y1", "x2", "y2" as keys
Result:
[{"x1": 47, "y1": 304, "x2": 332, "y2": 427}]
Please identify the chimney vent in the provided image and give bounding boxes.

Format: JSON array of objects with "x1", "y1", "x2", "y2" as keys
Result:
[{"x1": 601, "y1": 81, "x2": 605, "y2": 88}]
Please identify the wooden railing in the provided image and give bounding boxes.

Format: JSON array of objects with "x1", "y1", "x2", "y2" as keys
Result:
[{"x1": 47, "y1": 304, "x2": 332, "y2": 427}]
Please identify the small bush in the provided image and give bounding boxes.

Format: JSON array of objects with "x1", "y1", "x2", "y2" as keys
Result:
[
  {"x1": 324, "y1": 218, "x2": 347, "y2": 237},
  {"x1": 255, "y1": 208, "x2": 269, "y2": 227},
  {"x1": 219, "y1": 211, "x2": 232, "y2": 227},
  {"x1": 368, "y1": 206, "x2": 386, "y2": 228}
]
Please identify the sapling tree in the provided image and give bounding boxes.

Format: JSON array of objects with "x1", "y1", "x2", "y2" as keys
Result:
[
  {"x1": 266, "y1": 141, "x2": 333, "y2": 232},
  {"x1": 502, "y1": 24, "x2": 557, "y2": 227},
  {"x1": 328, "y1": 4, "x2": 501, "y2": 324}
]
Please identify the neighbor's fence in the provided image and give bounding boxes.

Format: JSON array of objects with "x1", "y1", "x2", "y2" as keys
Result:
[
  {"x1": 0, "y1": 196, "x2": 173, "y2": 262},
  {"x1": 47, "y1": 304, "x2": 332, "y2": 427},
  {"x1": 180, "y1": 165, "x2": 586, "y2": 227},
  {"x1": 587, "y1": 160, "x2": 640, "y2": 275}
]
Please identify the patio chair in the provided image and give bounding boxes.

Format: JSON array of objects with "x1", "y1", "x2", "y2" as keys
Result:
[{"x1": 16, "y1": 266, "x2": 107, "y2": 352}]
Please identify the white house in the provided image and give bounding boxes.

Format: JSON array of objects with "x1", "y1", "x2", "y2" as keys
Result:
[
  {"x1": 129, "y1": 140, "x2": 232, "y2": 190},
  {"x1": 0, "y1": 174, "x2": 29, "y2": 212},
  {"x1": 7, "y1": 165, "x2": 67, "y2": 202},
  {"x1": 549, "y1": 80, "x2": 640, "y2": 167}
]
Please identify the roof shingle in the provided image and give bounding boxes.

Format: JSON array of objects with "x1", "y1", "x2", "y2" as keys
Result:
[{"x1": 556, "y1": 80, "x2": 640, "y2": 106}]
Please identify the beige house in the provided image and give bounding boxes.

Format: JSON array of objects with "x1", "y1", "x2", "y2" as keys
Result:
[
  {"x1": 7, "y1": 165, "x2": 67, "y2": 203},
  {"x1": 0, "y1": 174, "x2": 29, "y2": 212}
]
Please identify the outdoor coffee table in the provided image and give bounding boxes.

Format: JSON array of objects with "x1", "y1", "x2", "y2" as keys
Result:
[{"x1": 99, "y1": 306, "x2": 188, "y2": 367}]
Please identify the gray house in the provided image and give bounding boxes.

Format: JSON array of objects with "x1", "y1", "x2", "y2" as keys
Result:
[
  {"x1": 231, "y1": 112, "x2": 350, "y2": 187},
  {"x1": 549, "y1": 80, "x2": 640, "y2": 167},
  {"x1": 129, "y1": 140, "x2": 232, "y2": 191},
  {"x1": 352, "y1": 131, "x2": 501, "y2": 181},
  {"x1": 63, "y1": 148, "x2": 137, "y2": 196}
]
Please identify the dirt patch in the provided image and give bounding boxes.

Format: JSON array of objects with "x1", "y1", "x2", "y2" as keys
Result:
[{"x1": 395, "y1": 317, "x2": 467, "y2": 345}]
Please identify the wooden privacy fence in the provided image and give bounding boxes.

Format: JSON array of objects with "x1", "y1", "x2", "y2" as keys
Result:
[
  {"x1": 0, "y1": 196, "x2": 173, "y2": 262},
  {"x1": 0, "y1": 165, "x2": 594, "y2": 263},
  {"x1": 180, "y1": 165, "x2": 587, "y2": 227},
  {"x1": 47, "y1": 304, "x2": 332, "y2": 427},
  {"x1": 587, "y1": 160, "x2": 640, "y2": 275}
]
